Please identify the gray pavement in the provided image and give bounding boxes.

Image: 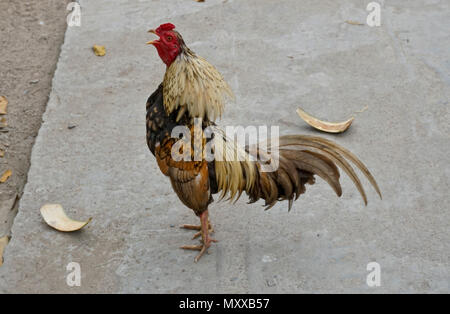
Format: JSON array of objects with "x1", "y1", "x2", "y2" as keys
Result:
[{"x1": 0, "y1": 0, "x2": 449, "y2": 293}]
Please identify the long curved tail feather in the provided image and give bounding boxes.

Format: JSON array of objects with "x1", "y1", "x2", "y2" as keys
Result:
[{"x1": 213, "y1": 132, "x2": 381, "y2": 210}]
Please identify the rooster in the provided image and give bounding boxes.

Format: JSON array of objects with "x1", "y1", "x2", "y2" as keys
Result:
[{"x1": 146, "y1": 23, "x2": 381, "y2": 262}]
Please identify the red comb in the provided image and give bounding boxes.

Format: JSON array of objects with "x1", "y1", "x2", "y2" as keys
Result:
[{"x1": 156, "y1": 23, "x2": 175, "y2": 33}]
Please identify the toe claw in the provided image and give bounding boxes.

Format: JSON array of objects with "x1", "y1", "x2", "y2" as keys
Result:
[
  {"x1": 189, "y1": 228, "x2": 214, "y2": 240},
  {"x1": 192, "y1": 231, "x2": 201, "y2": 240},
  {"x1": 180, "y1": 245, "x2": 202, "y2": 251},
  {"x1": 180, "y1": 224, "x2": 201, "y2": 231},
  {"x1": 194, "y1": 246, "x2": 207, "y2": 262}
]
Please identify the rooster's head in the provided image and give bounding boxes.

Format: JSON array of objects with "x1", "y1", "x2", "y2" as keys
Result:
[
  {"x1": 147, "y1": 23, "x2": 234, "y2": 122},
  {"x1": 147, "y1": 23, "x2": 184, "y2": 66}
]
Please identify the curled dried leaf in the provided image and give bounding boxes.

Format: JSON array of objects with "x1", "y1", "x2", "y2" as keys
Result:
[
  {"x1": 296, "y1": 108, "x2": 354, "y2": 133},
  {"x1": 0, "y1": 96, "x2": 7, "y2": 115},
  {"x1": 40, "y1": 203, "x2": 92, "y2": 232},
  {"x1": 92, "y1": 45, "x2": 106, "y2": 56},
  {"x1": 0, "y1": 169, "x2": 12, "y2": 183}
]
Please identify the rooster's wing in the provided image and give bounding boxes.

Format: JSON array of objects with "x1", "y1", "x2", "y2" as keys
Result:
[{"x1": 146, "y1": 84, "x2": 211, "y2": 214}]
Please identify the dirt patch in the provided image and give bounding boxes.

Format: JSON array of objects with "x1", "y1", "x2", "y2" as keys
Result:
[{"x1": 0, "y1": 0, "x2": 70, "y2": 236}]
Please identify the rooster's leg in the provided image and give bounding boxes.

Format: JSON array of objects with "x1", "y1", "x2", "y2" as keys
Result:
[
  {"x1": 180, "y1": 210, "x2": 217, "y2": 262},
  {"x1": 180, "y1": 220, "x2": 214, "y2": 240}
]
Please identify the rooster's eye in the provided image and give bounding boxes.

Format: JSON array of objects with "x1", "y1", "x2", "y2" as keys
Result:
[{"x1": 167, "y1": 35, "x2": 173, "y2": 41}]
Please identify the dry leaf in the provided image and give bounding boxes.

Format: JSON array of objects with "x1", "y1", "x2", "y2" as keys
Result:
[
  {"x1": 0, "y1": 169, "x2": 12, "y2": 183},
  {"x1": 0, "y1": 236, "x2": 9, "y2": 267},
  {"x1": 195, "y1": 0, "x2": 205, "y2": 2},
  {"x1": 0, "y1": 150, "x2": 4, "y2": 158},
  {"x1": 0, "y1": 96, "x2": 7, "y2": 115},
  {"x1": 345, "y1": 20, "x2": 364, "y2": 26},
  {"x1": 40, "y1": 203, "x2": 92, "y2": 232},
  {"x1": 0, "y1": 117, "x2": 6, "y2": 128},
  {"x1": 296, "y1": 108, "x2": 354, "y2": 133},
  {"x1": 92, "y1": 45, "x2": 106, "y2": 56}
]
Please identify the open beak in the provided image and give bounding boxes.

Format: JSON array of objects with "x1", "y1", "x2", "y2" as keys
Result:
[{"x1": 146, "y1": 29, "x2": 158, "y2": 45}]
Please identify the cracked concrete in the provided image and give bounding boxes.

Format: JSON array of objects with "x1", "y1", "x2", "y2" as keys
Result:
[{"x1": 0, "y1": 0, "x2": 449, "y2": 293}]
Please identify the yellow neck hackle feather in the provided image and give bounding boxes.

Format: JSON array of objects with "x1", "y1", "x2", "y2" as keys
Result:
[{"x1": 163, "y1": 49, "x2": 234, "y2": 122}]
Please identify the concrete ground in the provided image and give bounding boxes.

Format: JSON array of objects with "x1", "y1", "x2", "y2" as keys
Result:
[
  {"x1": 0, "y1": 0, "x2": 70, "y2": 241},
  {"x1": 0, "y1": 0, "x2": 449, "y2": 293}
]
